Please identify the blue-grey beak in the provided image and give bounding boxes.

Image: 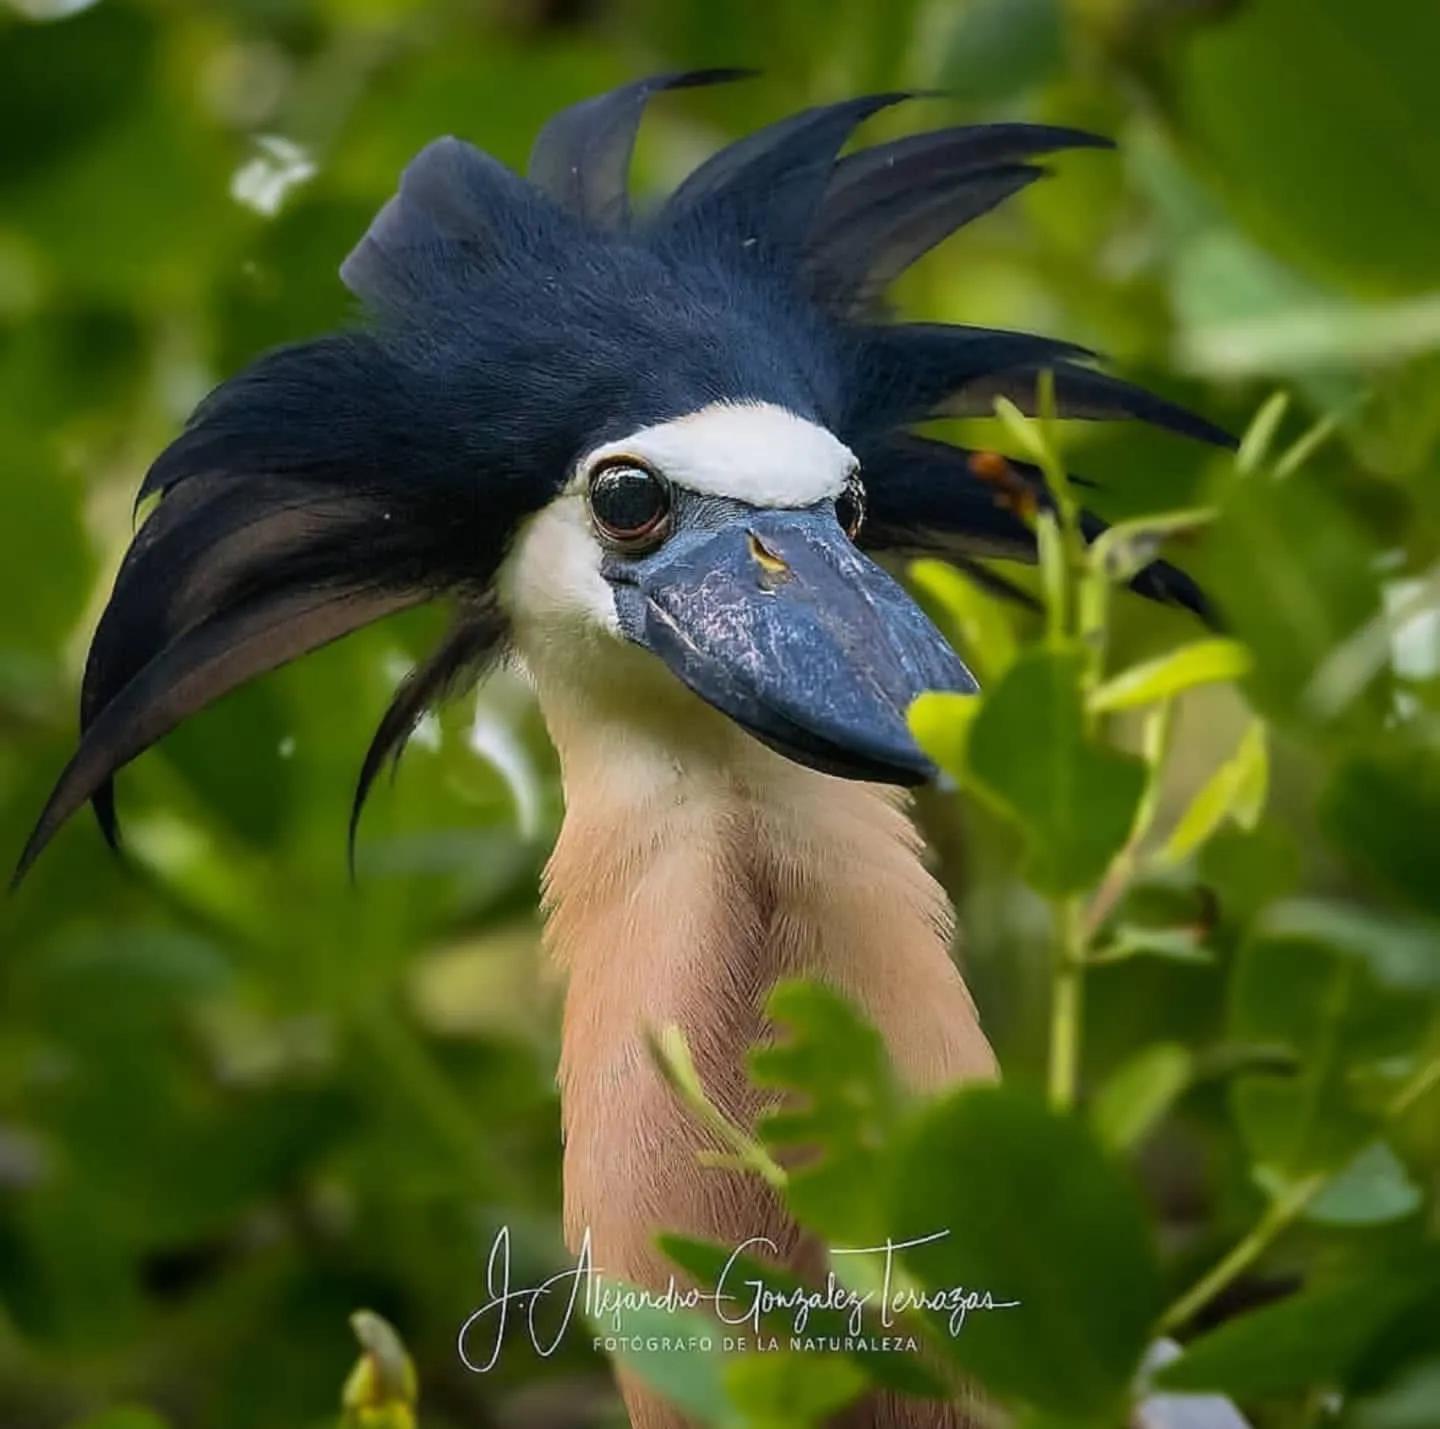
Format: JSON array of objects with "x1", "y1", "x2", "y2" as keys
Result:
[{"x1": 606, "y1": 506, "x2": 977, "y2": 784}]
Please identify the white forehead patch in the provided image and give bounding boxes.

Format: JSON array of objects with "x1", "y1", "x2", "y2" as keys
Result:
[{"x1": 581, "y1": 401, "x2": 857, "y2": 508}]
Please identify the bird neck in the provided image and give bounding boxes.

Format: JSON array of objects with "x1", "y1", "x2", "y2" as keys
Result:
[{"x1": 527, "y1": 643, "x2": 995, "y2": 1283}]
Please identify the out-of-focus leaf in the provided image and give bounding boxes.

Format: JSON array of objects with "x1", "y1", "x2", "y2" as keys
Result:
[
  {"x1": 1158, "y1": 720, "x2": 1267, "y2": 865},
  {"x1": 725, "y1": 1351, "x2": 867, "y2": 1425},
  {"x1": 1091, "y1": 639, "x2": 1251, "y2": 713},
  {"x1": 1228, "y1": 915, "x2": 1434, "y2": 1179},
  {"x1": 1184, "y1": 293, "x2": 1440, "y2": 377},
  {"x1": 1087, "y1": 509, "x2": 1215, "y2": 590},
  {"x1": 1322, "y1": 741, "x2": 1440, "y2": 917},
  {"x1": 0, "y1": 422, "x2": 92, "y2": 661},
  {"x1": 0, "y1": 2, "x2": 154, "y2": 188},
  {"x1": 1295, "y1": 1141, "x2": 1423, "y2": 1227},
  {"x1": 940, "y1": 0, "x2": 1062, "y2": 103},
  {"x1": 216, "y1": 196, "x2": 372, "y2": 370},
  {"x1": 1234, "y1": 391, "x2": 1292, "y2": 476},
  {"x1": 1199, "y1": 823, "x2": 1301, "y2": 924},
  {"x1": 910, "y1": 558, "x2": 1018, "y2": 684},
  {"x1": 1354, "y1": 355, "x2": 1440, "y2": 488},
  {"x1": 1179, "y1": 0, "x2": 1440, "y2": 297},
  {"x1": 595, "y1": 1297, "x2": 733, "y2": 1426},
  {"x1": 1090, "y1": 1043, "x2": 1193, "y2": 1152},
  {"x1": 1090, "y1": 925, "x2": 1214, "y2": 967},
  {"x1": 749, "y1": 981, "x2": 902, "y2": 1244},
  {"x1": 658, "y1": 1235, "x2": 946, "y2": 1399},
  {"x1": 1207, "y1": 440, "x2": 1384, "y2": 727},
  {"x1": 1155, "y1": 1256, "x2": 1440, "y2": 1397},
  {"x1": 1254, "y1": 900, "x2": 1440, "y2": 994},
  {"x1": 893, "y1": 1086, "x2": 1161, "y2": 1417},
  {"x1": 908, "y1": 690, "x2": 983, "y2": 784},
  {"x1": 1347, "y1": 1359, "x2": 1440, "y2": 1429},
  {"x1": 27, "y1": 927, "x2": 234, "y2": 1019},
  {"x1": 159, "y1": 682, "x2": 298, "y2": 847},
  {"x1": 7, "y1": 83, "x2": 233, "y2": 306},
  {"x1": 964, "y1": 647, "x2": 1146, "y2": 894}
]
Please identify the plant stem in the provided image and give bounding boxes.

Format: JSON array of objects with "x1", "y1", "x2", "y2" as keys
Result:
[
  {"x1": 1158, "y1": 1050, "x2": 1440, "y2": 1333},
  {"x1": 1157, "y1": 1172, "x2": 1327, "y2": 1334},
  {"x1": 1048, "y1": 895, "x2": 1087, "y2": 1111},
  {"x1": 1083, "y1": 700, "x2": 1176, "y2": 940},
  {"x1": 1389, "y1": 1051, "x2": 1440, "y2": 1118}
]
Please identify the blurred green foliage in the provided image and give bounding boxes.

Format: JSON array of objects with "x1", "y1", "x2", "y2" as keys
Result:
[{"x1": 1, "y1": 0, "x2": 1438, "y2": 1426}]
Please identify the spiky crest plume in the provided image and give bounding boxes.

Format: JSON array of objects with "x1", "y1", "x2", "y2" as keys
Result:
[{"x1": 16, "y1": 72, "x2": 1230, "y2": 880}]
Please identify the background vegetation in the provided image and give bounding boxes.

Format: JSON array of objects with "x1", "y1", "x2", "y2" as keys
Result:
[{"x1": 1, "y1": 0, "x2": 1438, "y2": 1426}]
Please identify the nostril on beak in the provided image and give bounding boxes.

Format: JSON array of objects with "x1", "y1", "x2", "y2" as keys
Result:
[{"x1": 746, "y1": 531, "x2": 792, "y2": 590}]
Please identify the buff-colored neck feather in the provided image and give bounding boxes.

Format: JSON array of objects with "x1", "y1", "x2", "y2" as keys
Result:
[
  {"x1": 531, "y1": 643, "x2": 994, "y2": 1265},
  {"x1": 499, "y1": 440, "x2": 993, "y2": 1425}
]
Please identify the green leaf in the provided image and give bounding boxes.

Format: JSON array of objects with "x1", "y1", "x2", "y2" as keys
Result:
[
  {"x1": 1347, "y1": 1359, "x2": 1440, "y2": 1429},
  {"x1": 1155, "y1": 1257, "x2": 1440, "y2": 1397},
  {"x1": 749, "y1": 981, "x2": 903, "y2": 1243},
  {"x1": 1159, "y1": 720, "x2": 1268, "y2": 865},
  {"x1": 0, "y1": 3, "x2": 154, "y2": 189},
  {"x1": 964, "y1": 648, "x2": 1146, "y2": 895},
  {"x1": 1089, "y1": 925, "x2": 1215, "y2": 967},
  {"x1": 1183, "y1": 292, "x2": 1440, "y2": 377},
  {"x1": 1208, "y1": 468, "x2": 1383, "y2": 727},
  {"x1": 1198, "y1": 822, "x2": 1301, "y2": 923},
  {"x1": 908, "y1": 690, "x2": 982, "y2": 784},
  {"x1": 1090, "y1": 639, "x2": 1251, "y2": 713},
  {"x1": 725, "y1": 1351, "x2": 868, "y2": 1425},
  {"x1": 1086, "y1": 508, "x2": 1215, "y2": 589},
  {"x1": 1322, "y1": 741, "x2": 1440, "y2": 917},
  {"x1": 1090, "y1": 1043, "x2": 1194, "y2": 1152},
  {"x1": 1297, "y1": 1141, "x2": 1422, "y2": 1227},
  {"x1": 595, "y1": 1297, "x2": 734, "y2": 1426},
  {"x1": 1179, "y1": 0, "x2": 1440, "y2": 296},
  {"x1": 940, "y1": 0, "x2": 1063, "y2": 103},
  {"x1": 892, "y1": 1086, "x2": 1162, "y2": 1417},
  {"x1": 1036, "y1": 511, "x2": 1070, "y2": 633},
  {"x1": 1228, "y1": 914, "x2": 1435, "y2": 1179},
  {"x1": 658, "y1": 1235, "x2": 947, "y2": 1399},
  {"x1": 0, "y1": 335, "x2": 95, "y2": 662},
  {"x1": 1255, "y1": 900, "x2": 1440, "y2": 994},
  {"x1": 1236, "y1": 391, "x2": 1292, "y2": 474},
  {"x1": 909, "y1": 558, "x2": 1017, "y2": 684}
]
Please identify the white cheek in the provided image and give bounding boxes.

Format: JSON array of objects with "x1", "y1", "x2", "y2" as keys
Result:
[
  {"x1": 497, "y1": 492, "x2": 619, "y2": 646},
  {"x1": 497, "y1": 489, "x2": 745, "y2": 788}
]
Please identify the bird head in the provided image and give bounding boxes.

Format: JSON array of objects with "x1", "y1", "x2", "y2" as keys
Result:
[{"x1": 17, "y1": 72, "x2": 1229, "y2": 878}]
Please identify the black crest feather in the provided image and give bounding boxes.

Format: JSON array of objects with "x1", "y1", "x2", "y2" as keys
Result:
[
  {"x1": 17, "y1": 76, "x2": 1231, "y2": 882},
  {"x1": 527, "y1": 68, "x2": 755, "y2": 227},
  {"x1": 348, "y1": 600, "x2": 506, "y2": 873},
  {"x1": 806, "y1": 124, "x2": 1113, "y2": 314}
]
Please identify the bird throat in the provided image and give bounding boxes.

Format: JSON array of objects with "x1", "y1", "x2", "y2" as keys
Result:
[{"x1": 532, "y1": 663, "x2": 997, "y2": 1292}]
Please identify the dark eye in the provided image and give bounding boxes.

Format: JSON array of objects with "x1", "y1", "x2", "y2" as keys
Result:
[
  {"x1": 588, "y1": 460, "x2": 673, "y2": 552},
  {"x1": 835, "y1": 473, "x2": 865, "y2": 542}
]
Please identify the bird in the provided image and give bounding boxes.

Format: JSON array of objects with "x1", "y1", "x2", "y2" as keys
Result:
[{"x1": 17, "y1": 73, "x2": 1229, "y2": 1427}]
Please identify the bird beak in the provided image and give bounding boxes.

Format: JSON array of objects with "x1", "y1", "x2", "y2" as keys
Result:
[{"x1": 606, "y1": 506, "x2": 978, "y2": 784}]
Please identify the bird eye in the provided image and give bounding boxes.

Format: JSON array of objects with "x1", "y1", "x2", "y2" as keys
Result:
[
  {"x1": 835, "y1": 473, "x2": 866, "y2": 542},
  {"x1": 587, "y1": 459, "x2": 673, "y2": 552}
]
